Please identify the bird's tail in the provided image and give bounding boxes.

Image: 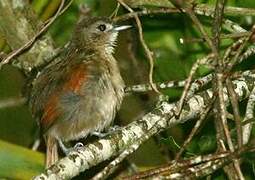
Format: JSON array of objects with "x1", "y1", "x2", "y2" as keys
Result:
[{"x1": 45, "y1": 135, "x2": 58, "y2": 168}]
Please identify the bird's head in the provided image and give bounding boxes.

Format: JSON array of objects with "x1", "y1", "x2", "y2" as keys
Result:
[{"x1": 72, "y1": 17, "x2": 131, "y2": 54}]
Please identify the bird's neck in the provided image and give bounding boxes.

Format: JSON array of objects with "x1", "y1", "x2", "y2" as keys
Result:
[{"x1": 69, "y1": 41, "x2": 115, "y2": 61}]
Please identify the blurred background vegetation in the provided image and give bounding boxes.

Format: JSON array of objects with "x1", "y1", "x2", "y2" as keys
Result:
[{"x1": 0, "y1": 0, "x2": 255, "y2": 179}]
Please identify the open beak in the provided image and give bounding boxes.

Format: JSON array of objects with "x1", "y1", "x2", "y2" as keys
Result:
[{"x1": 113, "y1": 25, "x2": 132, "y2": 31}]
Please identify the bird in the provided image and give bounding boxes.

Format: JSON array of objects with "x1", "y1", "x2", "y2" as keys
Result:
[{"x1": 28, "y1": 16, "x2": 130, "y2": 168}]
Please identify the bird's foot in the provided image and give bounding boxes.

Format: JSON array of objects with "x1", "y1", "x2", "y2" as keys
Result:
[
  {"x1": 66, "y1": 142, "x2": 84, "y2": 154},
  {"x1": 92, "y1": 125, "x2": 121, "y2": 138},
  {"x1": 58, "y1": 139, "x2": 84, "y2": 155},
  {"x1": 108, "y1": 125, "x2": 121, "y2": 132},
  {"x1": 73, "y1": 142, "x2": 84, "y2": 150},
  {"x1": 91, "y1": 131, "x2": 108, "y2": 138}
]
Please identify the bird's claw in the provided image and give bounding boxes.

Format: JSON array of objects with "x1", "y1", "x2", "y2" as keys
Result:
[
  {"x1": 108, "y1": 125, "x2": 121, "y2": 132},
  {"x1": 58, "y1": 139, "x2": 84, "y2": 155},
  {"x1": 74, "y1": 142, "x2": 84, "y2": 150}
]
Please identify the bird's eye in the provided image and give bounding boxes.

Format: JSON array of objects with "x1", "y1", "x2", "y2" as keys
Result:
[{"x1": 97, "y1": 24, "x2": 107, "y2": 31}]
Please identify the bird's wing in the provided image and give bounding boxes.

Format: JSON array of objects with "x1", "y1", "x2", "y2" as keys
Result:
[{"x1": 33, "y1": 63, "x2": 88, "y2": 133}]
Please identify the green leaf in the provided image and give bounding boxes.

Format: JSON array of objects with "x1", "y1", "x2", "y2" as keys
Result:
[
  {"x1": 31, "y1": 0, "x2": 49, "y2": 15},
  {"x1": 198, "y1": 135, "x2": 216, "y2": 153},
  {"x1": 0, "y1": 140, "x2": 44, "y2": 179}
]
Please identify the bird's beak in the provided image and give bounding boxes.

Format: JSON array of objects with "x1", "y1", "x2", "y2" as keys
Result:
[{"x1": 113, "y1": 25, "x2": 132, "y2": 31}]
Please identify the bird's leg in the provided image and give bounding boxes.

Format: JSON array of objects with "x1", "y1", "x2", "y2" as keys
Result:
[
  {"x1": 108, "y1": 125, "x2": 121, "y2": 132},
  {"x1": 57, "y1": 139, "x2": 70, "y2": 155},
  {"x1": 92, "y1": 125, "x2": 121, "y2": 138},
  {"x1": 91, "y1": 131, "x2": 107, "y2": 138},
  {"x1": 57, "y1": 139, "x2": 84, "y2": 155}
]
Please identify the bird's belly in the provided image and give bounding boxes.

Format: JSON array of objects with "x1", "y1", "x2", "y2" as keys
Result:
[{"x1": 48, "y1": 75, "x2": 124, "y2": 141}]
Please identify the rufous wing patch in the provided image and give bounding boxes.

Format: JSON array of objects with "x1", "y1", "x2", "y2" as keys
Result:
[
  {"x1": 41, "y1": 64, "x2": 87, "y2": 131},
  {"x1": 63, "y1": 65, "x2": 87, "y2": 93},
  {"x1": 41, "y1": 95, "x2": 60, "y2": 131}
]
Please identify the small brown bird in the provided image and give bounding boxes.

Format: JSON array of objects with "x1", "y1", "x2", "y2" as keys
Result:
[{"x1": 29, "y1": 16, "x2": 130, "y2": 167}]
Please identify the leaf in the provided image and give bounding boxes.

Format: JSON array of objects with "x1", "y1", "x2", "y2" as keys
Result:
[{"x1": 0, "y1": 139, "x2": 44, "y2": 179}]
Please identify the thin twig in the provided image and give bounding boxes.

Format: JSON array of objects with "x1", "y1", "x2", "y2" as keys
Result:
[
  {"x1": 115, "y1": 5, "x2": 255, "y2": 22},
  {"x1": 176, "y1": 54, "x2": 214, "y2": 117},
  {"x1": 170, "y1": 1, "x2": 218, "y2": 117},
  {"x1": 179, "y1": 3, "x2": 217, "y2": 53},
  {"x1": 225, "y1": 27, "x2": 255, "y2": 72},
  {"x1": 242, "y1": 83, "x2": 255, "y2": 145},
  {"x1": 180, "y1": 31, "x2": 250, "y2": 44},
  {"x1": 0, "y1": 0, "x2": 72, "y2": 69},
  {"x1": 125, "y1": 72, "x2": 213, "y2": 94},
  {"x1": 175, "y1": 96, "x2": 215, "y2": 160},
  {"x1": 222, "y1": 38, "x2": 246, "y2": 66},
  {"x1": 114, "y1": 3, "x2": 247, "y2": 36},
  {"x1": 114, "y1": 8, "x2": 180, "y2": 22},
  {"x1": 212, "y1": 0, "x2": 245, "y2": 179},
  {"x1": 226, "y1": 78, "x2": 242, "y2": 148},
  {"x1": 117, "y1": 0, "x2": 160, "y2": 94},
  {"x1": 125, "y1": 146, "x2": 255, "y2": 179},
  {"x1": 110, "y1": 2, "x2": 120, "y2": 19},
  {"x1": 238, "y1": 45, "x2": 255, "y2": 64}
]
